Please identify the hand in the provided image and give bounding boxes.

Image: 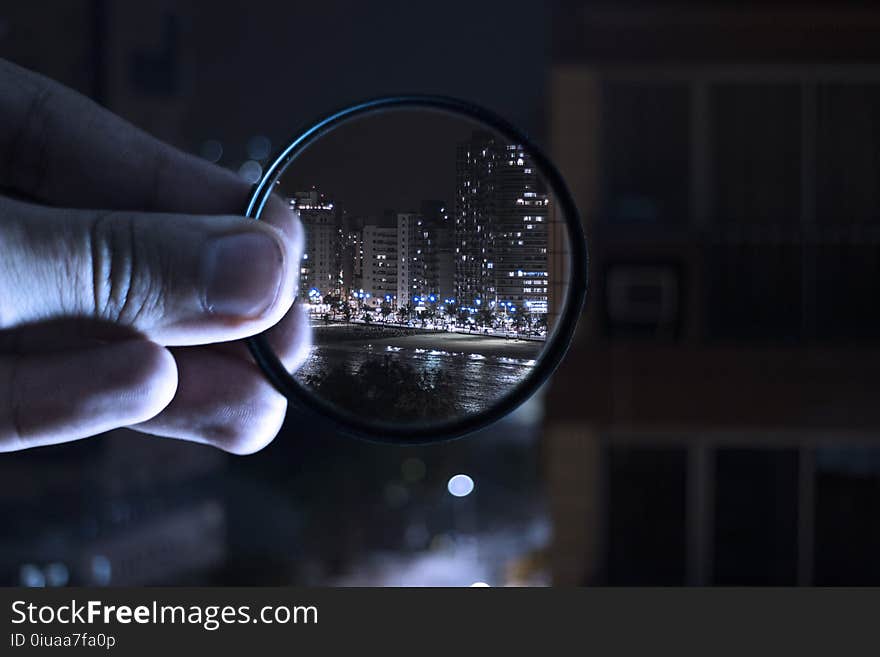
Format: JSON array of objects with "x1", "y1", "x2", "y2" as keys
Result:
[{"x1": 0, "y1": 59, "x2": 310, "y2": 454}]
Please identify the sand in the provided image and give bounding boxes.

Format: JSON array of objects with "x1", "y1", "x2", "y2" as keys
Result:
[{"x1": 312, "y1": 323, "x2": 544, "y2": 358}]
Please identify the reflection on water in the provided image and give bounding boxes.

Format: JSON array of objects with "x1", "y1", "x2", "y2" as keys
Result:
[{"x1": 294, "y1": 325, "x2": 543, "y2": 425}]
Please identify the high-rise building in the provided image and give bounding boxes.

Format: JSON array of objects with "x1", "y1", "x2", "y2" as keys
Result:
[
  {"x1": 397, "y1": 202, "x2": 454, "y2": 306},
  {"x1": 420, "y1": 201, "x2": 456, "y2": 303},
  {"x1": 454, "y1": 133, "x2": 550, "y2": 313},
  {"x1": 361, "y1": 225, "x2": 398, "y2": 304},
  {"x1": 292, "y1": 189, "x2": 343, "y2": 299},
  {"x1": 340, "y1": 215, "x2": 365, "y2": 299},
  {"x1": 397, "y1": 212, "x2": 421, "y2": 306}
]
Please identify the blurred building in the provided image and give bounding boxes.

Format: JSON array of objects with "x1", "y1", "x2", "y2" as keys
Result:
[{"x1": 545, "y1": 2, "x2": 880, "y2": 585}]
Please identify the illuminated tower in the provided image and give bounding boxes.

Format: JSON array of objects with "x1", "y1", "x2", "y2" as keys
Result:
[
  {"x1": 361, "y1": 224, "x2": 398, "y2": 303},
  {"x1": 292, "y1": 189, "x2": 343, "y2": 299},
  {"x1": 454, "y1": 132, "x2": 549, "y2": 313}
]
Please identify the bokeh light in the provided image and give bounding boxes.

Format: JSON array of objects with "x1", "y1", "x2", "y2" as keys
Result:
[{"x1": 447, "y1": 474, "x2": 475, "y2": 497}]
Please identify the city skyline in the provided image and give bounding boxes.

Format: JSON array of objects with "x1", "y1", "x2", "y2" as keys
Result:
[{"x1": 291, "y1": 130, "x2": 554, "y2": 321}]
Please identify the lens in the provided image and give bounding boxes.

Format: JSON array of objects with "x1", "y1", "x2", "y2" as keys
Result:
[{"x1": 247, "y1": 99, "x2": 585, "y2": 441}]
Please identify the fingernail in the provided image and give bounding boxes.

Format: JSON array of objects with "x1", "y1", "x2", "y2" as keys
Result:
[{"x1": 202, "y1": 231, "x2": 284, "y2": 317}]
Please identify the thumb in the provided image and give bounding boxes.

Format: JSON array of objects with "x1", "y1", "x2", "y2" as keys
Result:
[{"x1": 0, "y1": 196, "x2": 300, "y2": 346}]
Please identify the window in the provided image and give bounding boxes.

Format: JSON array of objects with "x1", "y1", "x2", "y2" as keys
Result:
[
  {"x1": 606, "y1": 447, "x2": 687, "y2": 585},
  {"x1": 815, "y1": 447, "x2": 880, "y2": 584},
  {"x1": 602, "y1": 82, "x2": 690, "y2": 225},
  {"x1": 815, "y1": 242, "x2": 880, "y2": 338},
  {"x1": 816, "y1": 84, "x2": 880, "y2": 227},
  {"x1": 713, "y1": 449, "x2": 799, "y2": 585},
  {"x1": 707, "y1": 243, "x2": 802, "y2": 340},
  {"x1": 814, "y1": 84, "x2": 880, "y2": 338},
  {"x1": 710, "y1": 83, "x2": 801, "y2": 226}
]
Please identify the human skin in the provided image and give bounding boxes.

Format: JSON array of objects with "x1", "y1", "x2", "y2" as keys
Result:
[{"x1": 0, "y1": 59, "x2": 310, "y2": 454}]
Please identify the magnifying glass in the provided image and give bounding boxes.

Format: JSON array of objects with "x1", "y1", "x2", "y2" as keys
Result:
[{"x1": 245, "y1": 96, "x2": 587, "y2": 443}]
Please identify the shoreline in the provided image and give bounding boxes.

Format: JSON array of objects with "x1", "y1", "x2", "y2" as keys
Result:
[{"x1": 311, "y1": 323, "x2": 544, "y2": 358}]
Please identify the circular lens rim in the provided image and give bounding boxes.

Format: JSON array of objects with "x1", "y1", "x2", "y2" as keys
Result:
[{"x1": 246, "y1": 95, "x2": 588, "y2": 444}]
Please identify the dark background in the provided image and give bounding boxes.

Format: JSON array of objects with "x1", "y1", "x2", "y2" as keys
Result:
[{"x1": 2, "y1": 0, "x2": 880, "y2": 586}]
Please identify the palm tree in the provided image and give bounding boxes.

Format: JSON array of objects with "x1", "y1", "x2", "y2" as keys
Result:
[
  {"x1": 535, "y1": 314, "x2": 548, "y2": 336},
  {"x1": 397, "y1": 302, "x2": 413, "y2": 325},
  {"x1": 478, "y1": 306, "x2": 494, "y2": 330},
  {"x1": 513, "y1": 311, "x2": 527, "y2": 335}
]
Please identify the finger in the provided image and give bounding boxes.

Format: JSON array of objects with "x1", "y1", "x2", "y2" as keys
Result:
[
  {"x1": 211, "y1": 299, "x2": 312, "y2": 371},
  {"x1": 1, "y1": 58, "x2": 252, "y2": 215},
  {"x1": 0, "y1": 317, "x2": 145, "y2": 354},
  {"x1": 0, "y1": 339, "x2": 177, "y2": 452},
  {"x1": 129, "y1": 348, "x2": 288, "y2": 455},
  {"x1": 130, "y1": 302, "x2": 311, "y2": 454},
  {"x1": 0, "y1": 196, "x2": 300, "y2": 346},
  {"x1": 0, "y1": 59, "x2": 300, "y2": 260}
]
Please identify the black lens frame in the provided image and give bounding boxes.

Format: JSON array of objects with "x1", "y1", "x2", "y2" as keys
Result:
[{"x1": 246, "y1": 95, "x2": 588, "y2": 444}]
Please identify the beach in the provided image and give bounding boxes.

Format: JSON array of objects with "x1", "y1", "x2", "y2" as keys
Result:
[
  {"x1": 295, "y1": 323, "x2": 546, "y2": 419},
  {"x1": 310, "y1": 323, "x2": 544, "y2": 358}
]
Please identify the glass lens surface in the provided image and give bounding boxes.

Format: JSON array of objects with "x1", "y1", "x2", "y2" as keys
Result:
[{"x1": 271, "y1": 108, "x2": 573, "y2": 431}]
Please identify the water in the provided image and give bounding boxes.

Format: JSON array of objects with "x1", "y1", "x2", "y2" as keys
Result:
[{"x1": 293, "y1": 326, "x2": 543, "y2": 422}]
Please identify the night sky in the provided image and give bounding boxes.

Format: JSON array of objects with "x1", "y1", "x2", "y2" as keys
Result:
[{"x1": 278, "y1": 110, "x2": 480, "y2": 219}]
